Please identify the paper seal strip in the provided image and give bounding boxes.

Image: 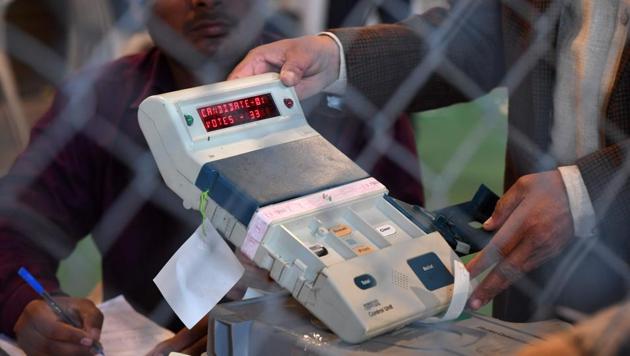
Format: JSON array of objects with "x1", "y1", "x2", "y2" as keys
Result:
[{"x1": 420, "y1": 259, "x2": 470, "y2": 323}]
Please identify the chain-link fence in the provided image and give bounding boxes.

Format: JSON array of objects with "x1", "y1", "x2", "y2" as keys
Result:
[{"x1": 0, "y1": 0, "x2": 628, "y2": 355}]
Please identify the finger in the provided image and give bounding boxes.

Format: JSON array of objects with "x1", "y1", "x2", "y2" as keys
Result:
[
  {"x1": 46, "y1": 338, "x2": 95, "y2": 356},
  {"x1": 279, "y1": 61, "x2": 305, "y2": 87},
  {"x1": 228, "y1": 43, "x2": 288, "y2": 80},
  {"x1": 32, "y1": 314, "x2": 92, "y2": 346},
  {"x1": 229, "y1": 52, "x2": 278, "y2": 80},
  {"x1": 147, "y1": 317, "x2": 208, "y2": 355},
  {"x1": 76, "y1": 301, "x2": 104, "y2": 340},
  {"x1": 483, "y1": 179, "x2": 527, "y2": 231},
  {"x1": 468, "y1": 236, "x2": 536, "y2": 310},
  {"x1": 467, "y1": 203, "x2": 530, "y2": 278},
  {"x1": 280, "y1": 36, "x2": 330, "y2": 87},
  {"x1": 182, "y1": 337, "x2": 207, "y2": 355},
  {"x1": 26, "y1": 323, "x2": 94, "y2": 356}
]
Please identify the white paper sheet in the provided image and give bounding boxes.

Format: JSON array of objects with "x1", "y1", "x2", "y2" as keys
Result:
[
  {"x1": 0, "y1": 295, "x2": 174, "y2": 356},
  {"x1": 154, "y1": 220, "x2": 244, "y2": 329},
  {"x1": 98, "y1": 295, "x2": 174, "y2": 355}
]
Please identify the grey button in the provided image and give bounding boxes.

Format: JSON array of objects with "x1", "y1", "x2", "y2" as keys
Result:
[{"x1": 621, "y1": 9, "x2": 629, "y2": 26}]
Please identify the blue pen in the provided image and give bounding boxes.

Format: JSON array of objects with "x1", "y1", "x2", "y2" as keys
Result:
[{"x1": 18, "y1": 267, "x2": 105, "y2": 355}]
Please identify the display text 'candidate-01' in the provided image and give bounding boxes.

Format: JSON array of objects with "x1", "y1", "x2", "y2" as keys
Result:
[{"x1": 197, "y1": 93, "x2": 280, "y2": 132}]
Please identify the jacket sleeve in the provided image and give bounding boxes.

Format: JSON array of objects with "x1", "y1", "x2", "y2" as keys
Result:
[
  {"x1": 576, "y1": 140, "x2": 630, "y2": 254},
  {"x1": 329, "y1": 1, "x2": 505, "y2": 112},
  {"x1": 0, "y1": 86, "x2": 102, "y2": 336}
]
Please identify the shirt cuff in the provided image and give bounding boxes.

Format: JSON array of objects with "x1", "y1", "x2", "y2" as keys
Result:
[
  {"x1": 557, "y1": 165, "x2": 598, "y2": 238},
  {"x1": 318, "y1": 32, "x2": 347, "y2": 95},
  {"x1": 1, "y1": 278, "x2": 59, "y2": 337}
]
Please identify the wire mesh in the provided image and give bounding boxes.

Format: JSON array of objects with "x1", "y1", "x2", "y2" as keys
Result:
[{"x1": 0, "y1": 0, "x2": 628, "y2": 354}]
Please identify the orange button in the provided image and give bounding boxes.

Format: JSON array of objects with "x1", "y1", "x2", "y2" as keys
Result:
[
  {"x1": 354, "y1": 245, "x2": 374, "y2": 256},
  {"x1": 329, "y1": 224, "x2": 352, "y2": 237}
]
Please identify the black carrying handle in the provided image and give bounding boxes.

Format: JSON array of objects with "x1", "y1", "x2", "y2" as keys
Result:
[
  {"x1": 386, "y1": 185, "x2": 499, "y2": 256},
  {"x1": 433, "y1": 185, "x2": 498, "y2": 254}
]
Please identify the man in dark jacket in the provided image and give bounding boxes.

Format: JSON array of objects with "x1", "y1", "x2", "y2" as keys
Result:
[
  {"x1": 0, "y1": 0, "x2": 424, "y2": 355},
  {"x1": 230, "y1": 0, "x2": 630, "y2": 323}
]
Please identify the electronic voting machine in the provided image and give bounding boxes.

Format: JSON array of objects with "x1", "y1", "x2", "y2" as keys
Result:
[{"x1": 138, "y1": 73, "x2": 492, "y2": 343}]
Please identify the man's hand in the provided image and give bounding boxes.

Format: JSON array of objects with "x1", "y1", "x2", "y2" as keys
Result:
[
  {"x1": 228, "y1": 35, "x2": 340, "y2": 99},
  {"x1": 466, "y1": 171, "x2": 575, "y2": 310},
  {"x1": 14, "y1": 296, "x2": 104, "y2": 356},
  {"x1": 147, "y1": 316, "x2": 208, "y2": 356}
]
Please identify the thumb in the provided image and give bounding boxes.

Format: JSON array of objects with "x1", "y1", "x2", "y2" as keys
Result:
[
  {"x1": 279, "y1": 62, "x2": 305, "y2": 88},
  {"x1": 483, "y1": 186, "x2": 524, "y2": 231},
  {"x1": 278, "y1": 41, "x2": 321, "y2": 88}
]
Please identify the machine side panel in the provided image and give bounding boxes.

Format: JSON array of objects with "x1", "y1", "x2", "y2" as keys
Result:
[{"x1": 298, "y1": 233, "x2": 459, "y2": 343}]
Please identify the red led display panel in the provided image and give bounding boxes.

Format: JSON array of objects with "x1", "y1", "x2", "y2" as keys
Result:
[{"x1": 197, "y1": 93, "x2": 280, "y2": 132}]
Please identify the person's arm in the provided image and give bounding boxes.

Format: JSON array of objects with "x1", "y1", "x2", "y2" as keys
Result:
[
  {"x1": 329, "y1": 2, "x2": 504, "y2": 112},
  {"x1": 0, "y1": 88, "x2": 104, "y2": 353},
  {"x1": 230, "y1": 2, "x2": 504, "y2": 110},
  {"x1": 576, "y1": 141, "x2": 630, "y2": 246},
  {"x1": 465, "y1": 139, "x2": 630, "y2": 309}
]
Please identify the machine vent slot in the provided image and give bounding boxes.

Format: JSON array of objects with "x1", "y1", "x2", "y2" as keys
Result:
[{"x1": 392, "y1": 270, "x2": 409, "y2": 289}]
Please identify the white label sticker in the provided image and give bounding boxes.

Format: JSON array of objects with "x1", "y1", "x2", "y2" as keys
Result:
[
  {"x1": 376, "y1": 224, "x2": 396, "y2": 237},
  {"x1": 154, "y1": 220, "x2": 244, "y2": 329}
]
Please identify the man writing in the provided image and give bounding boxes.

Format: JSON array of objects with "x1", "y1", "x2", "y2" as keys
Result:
[
  {"x1": 0, "y1": 0, "x2": 423, "y2": 355},
  {"x1": 230, "y1": 0, "x2": 630, "y2": 323}
]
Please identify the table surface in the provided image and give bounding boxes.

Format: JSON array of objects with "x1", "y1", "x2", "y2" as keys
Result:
[{"x1": 210, "y1": 293, "x2": 571, "y2": 356}]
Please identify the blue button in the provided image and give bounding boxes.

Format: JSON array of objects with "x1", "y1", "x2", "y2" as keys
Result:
[
  {"x1": 354, "y1": 274, "x2": 377, "y2": 290},
  {"x1": 407, "y1": 252, "x2": 453, "y2": 291}
]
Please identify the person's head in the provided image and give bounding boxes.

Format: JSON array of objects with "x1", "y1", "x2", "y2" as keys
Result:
[{"x1": 147, "y1": 0, "x2": 267, "y2": 70}]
